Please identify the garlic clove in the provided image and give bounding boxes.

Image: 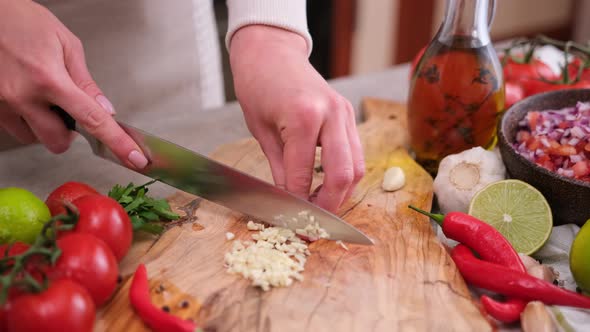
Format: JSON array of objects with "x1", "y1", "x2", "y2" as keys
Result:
[
  {"x1": 382, "y1": 166, "x2": 406, "y2": 192},
  {"x1": 521, "y1": 301, "x2": 557, "y2": 332}
]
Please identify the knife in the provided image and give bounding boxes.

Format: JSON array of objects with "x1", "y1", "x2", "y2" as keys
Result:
[{"x1": 52, "y1": 107, "x2": 373, "y2": 245}]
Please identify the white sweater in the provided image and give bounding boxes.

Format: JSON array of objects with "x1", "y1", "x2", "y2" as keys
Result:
[{"x1": 39, "y1": 0, "x2": 312, "y2": 116}]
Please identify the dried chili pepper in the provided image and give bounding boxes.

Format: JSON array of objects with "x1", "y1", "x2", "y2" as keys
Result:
[
  {"x1": 129, "y1": 264, "x2": 200, "y2": 332},
  {"x1": 451, "y1": 245, "x2": 590, "y2": 308},
  {"x1": 408, "y1": 206, "x2": 527, "y2": 322}
]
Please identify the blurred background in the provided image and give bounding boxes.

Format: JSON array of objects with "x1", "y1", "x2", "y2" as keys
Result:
[
  {"x1": 214, "y1": 0, "x2": 590, "y2": 101},
  {"x1": 1, "y1": 0, "x2": 588, "y2": 150}
]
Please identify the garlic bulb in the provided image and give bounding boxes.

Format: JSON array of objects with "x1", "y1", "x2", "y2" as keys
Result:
[{"x1": 433, "y1": 147, "x2": 506, "y2": 213}]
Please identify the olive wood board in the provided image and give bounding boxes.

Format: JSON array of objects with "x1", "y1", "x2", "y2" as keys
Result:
[{"x1": 96, "y1": 98, "x2": 491, "y2": 332}]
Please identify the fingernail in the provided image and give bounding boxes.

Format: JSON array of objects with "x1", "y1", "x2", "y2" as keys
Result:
[
  {"x1": 128, "y1": 150, "x2": 148, "y2": 169},
  {"x1": 96, "y1": 95, "x2": 115, "y2": 115}
]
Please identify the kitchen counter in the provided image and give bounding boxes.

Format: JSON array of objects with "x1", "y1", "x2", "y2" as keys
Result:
[{"x1": 0, "y1": 64, "x2": 410, "y2": 198}]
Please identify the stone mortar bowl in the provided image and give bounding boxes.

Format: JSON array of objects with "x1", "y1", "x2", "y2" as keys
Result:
[{"x1": 498, "y1": 89, "x2": 590, "y2": 226}]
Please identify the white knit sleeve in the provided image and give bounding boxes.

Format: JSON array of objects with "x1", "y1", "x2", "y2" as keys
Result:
[{"x1": 225, "y1": 0, "x2": 313, "y2": 57}]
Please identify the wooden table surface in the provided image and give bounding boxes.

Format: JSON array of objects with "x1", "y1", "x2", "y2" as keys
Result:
[{"x1": 0, "y1": 64, "x2": 410, "y2": 198}]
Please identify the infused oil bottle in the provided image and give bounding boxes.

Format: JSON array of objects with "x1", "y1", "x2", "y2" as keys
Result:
[{"x1": 407, "y1": 0, "x2": 504, "y2": 175}]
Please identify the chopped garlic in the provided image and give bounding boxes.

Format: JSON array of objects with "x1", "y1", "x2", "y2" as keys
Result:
[
  {"x1": 295, "y1": 222, "x2": 330, "y2": 241},
  {"x1": 247, "y1": 220, "x2": 265, "y2": 231},
  {"x1": 225, "y1": 232, "x2": 235, "y2": 241},
  {"x1": 225, "y1": 219, "x2": 329, "y2": 291},
  {"x1": 336, "y1": 240, "x2": 349, "y2": 251},
  {"x1": 382, "y1": 166, "x2": 406, "y2": 192}
]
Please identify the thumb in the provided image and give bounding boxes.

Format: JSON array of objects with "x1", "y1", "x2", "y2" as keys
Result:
[{"x1": 62, "y1": 36, "x2": 115, "y2": 115}]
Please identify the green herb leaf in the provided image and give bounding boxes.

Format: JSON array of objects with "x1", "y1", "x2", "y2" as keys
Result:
[
  {"x1": 109, "y1": 181, "x2": 181, "y2": 236},
  {"x1": 137, "y1": 223, "x2": 165, "y2": 235}
]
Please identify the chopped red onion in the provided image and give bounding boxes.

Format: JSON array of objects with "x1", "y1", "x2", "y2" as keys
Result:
[{"x1": 513, "y1": 101, "x2": 590, "y2": 183}]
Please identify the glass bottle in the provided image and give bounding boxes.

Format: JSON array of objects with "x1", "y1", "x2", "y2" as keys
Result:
[{"x1": 407, "y1": 0, "x2": 504, "y2": 175}]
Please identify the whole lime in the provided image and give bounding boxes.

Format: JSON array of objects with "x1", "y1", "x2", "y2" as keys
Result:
[
  {"x1": 571, "y1": 219, "x2": 590, "y2": 295},
  {"x1": 0, "y1": 187, "x2": 50, "y2": 244}
]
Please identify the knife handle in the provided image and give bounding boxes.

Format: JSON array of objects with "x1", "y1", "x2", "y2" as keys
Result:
[{"x1": 50, "y1": 106, "x2": 76, "y2": 131}]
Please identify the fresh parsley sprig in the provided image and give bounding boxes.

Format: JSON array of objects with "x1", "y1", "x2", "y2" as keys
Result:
[{"x1": 108, "y1": 180, "x2": 179, "y2": 235}]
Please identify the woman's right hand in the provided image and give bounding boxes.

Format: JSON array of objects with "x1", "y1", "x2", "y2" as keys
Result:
[{"x1": 0, "y1": 0, "x2": 148, "y2": 169}]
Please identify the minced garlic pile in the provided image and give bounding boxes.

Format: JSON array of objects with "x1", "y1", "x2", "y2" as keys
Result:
[{"x1": 224, "y1": 216, "x2": 330, "y2": 291}]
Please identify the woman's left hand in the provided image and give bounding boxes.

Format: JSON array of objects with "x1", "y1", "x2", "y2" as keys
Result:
[{"x1": 229, "y1": 25, "x2": 365, "y2": 213}]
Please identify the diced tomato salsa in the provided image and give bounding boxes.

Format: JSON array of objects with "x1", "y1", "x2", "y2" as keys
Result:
[{"x1": 514, "y1": 102, "x2": 590, "y2": 183}]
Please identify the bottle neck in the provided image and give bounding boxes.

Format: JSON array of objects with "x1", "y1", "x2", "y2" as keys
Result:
[{"x1": 438, "y1": 0, "x2": 491, "y2": 47}]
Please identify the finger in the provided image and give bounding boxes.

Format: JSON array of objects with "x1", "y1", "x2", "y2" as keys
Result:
[
  {"x1": 315, "y1": 117, "x2": 354, "y2": 212},
  {"x1": 281, "y1": 117, "x2": 321, "y2": 199},
  {"x1": 52, "y1": 81, "x2": 148, "y2": 169},
  {"x1": 0, "y1": 106, "x2": 37, "y2": 145},
  {"x1": 343, "y1": 104, "x2": 365, "y2": 202},
  {"x1": 20, "y1": 106, "x2": 74, "y2": 153},
  {"x1": 62, "y1": 34, "x2": 115, "y2": 115},
  {"x1": 257, "y1": 131, "x2": 286, "y2": 188}
]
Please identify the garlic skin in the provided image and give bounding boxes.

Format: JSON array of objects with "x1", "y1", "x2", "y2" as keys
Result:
[{"x1": 433, "y1": 147, "x2": 506, "y2": 213}]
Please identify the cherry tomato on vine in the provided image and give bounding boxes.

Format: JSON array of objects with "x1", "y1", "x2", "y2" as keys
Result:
[
  {"x1": 2, "y1": 279, "x2": 95, "y2": 332},
  {"x1": 68, "y1": 194, "x2": 132, "y2": 261},
  {"x1": 566, "y1": 56, "x2": 590, "y2": 82},
  {"x1": 504, "y1": 81, "x2": 525, "y2": 108},
  {"x1": 45, "y1": 181, "x2": 99, "y2": 216},
  {"x1": 0, "y1": 242, "x2": 30, "y2": 258},
  {"x1": 523, "y1": 78, "x2": 590, "y2": 97},
  {"x1": 48, "y1": 233, "x2": 119, "y2": 306},
  {"x1": 501, "y1": 56, "x2": 558, "y2": 83}
]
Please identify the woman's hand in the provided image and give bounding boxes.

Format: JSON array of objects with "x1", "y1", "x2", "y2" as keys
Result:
[
  {"x1": 229, "y1": 25, "x2": 365, "y2": 213},
  {"x1": 0, "y1": 0, "x2": 147, "y2": 169}
]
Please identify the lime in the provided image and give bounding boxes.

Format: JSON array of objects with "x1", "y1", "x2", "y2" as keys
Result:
[
  {"x1": 468, "y1": 179, "x2": 553, "y2": 255},
  {"x1": 0, "y1": 187, "x2": 50, "y2": 244},
  {"x1": 570, "y1": 219, "x2": 590, "y2": 295}
]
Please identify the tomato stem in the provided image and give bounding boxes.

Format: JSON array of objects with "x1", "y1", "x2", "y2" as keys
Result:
[{"x1": 0, "y1": 210, "x2": 79, "y2": 305}]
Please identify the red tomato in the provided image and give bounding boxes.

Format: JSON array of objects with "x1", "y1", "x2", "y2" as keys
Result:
[
  {"x1": 505, "y1": 81, "x2": 524, "y2": 108},
  {"x1": 573, "y1": 161, "x2": 590, "y2": 178},
  {"x1": 523, "y1": 78, "x2": 590, "y2": 97},
  {"x1": 45, "y1": 182, "x2": 100, "y2": 216},
  {"x1": 3, "y1": 279, "x2": 95, "y2": 332},
  {"x1": 69, "y1": 194, "x2": 132, "y2": 261},
  {"x1": 566, "y1": 56, "x2": 590, "y2": 82},
  {"x1": 501, "y1": 56, "x2": 558, "y2": 82},
  {"x1": 49, "y1": 233, "x2": 119, "y2": 306},
  {"x1": 0, "y1": 242, "x2": 30, "y2": 258}
]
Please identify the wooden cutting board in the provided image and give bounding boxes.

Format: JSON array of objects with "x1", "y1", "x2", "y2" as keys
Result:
[{"x1": 97, "y1": 98, "x2": 491, "y2": 332}]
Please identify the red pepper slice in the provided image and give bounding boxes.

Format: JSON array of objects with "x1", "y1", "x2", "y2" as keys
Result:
[
  {"x1": 130, "y1": 264, "x2": 200, "y2": 332},
  {"x1": 451, "y1": 245, "x2": 590, "y2": 308},
  {"x1": 409, "y1": 206, "x2": 527, "y2": 322}
]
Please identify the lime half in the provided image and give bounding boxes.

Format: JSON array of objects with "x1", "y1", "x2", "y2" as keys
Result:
[{"x1": 468, "y1": 179, "x2": 553, "y2": 255}]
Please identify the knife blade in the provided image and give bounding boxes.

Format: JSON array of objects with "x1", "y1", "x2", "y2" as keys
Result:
[{"x1": 53, "y1": 107, "x2": 373, "y2": 245}]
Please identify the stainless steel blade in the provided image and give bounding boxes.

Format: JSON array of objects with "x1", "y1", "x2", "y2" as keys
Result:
[{"x1": 75, "y1": 122, "x2": 373, "y2": 245}]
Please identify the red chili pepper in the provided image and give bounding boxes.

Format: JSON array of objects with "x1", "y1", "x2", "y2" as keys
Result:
[
  {"x1": 451, "y1": 245, "x2": 590, "y2": 308},
  {"x1": 408, "y1": 206, "x2": 526, "y2": 271},
  {"x1": 130, "y1": 264, "x2": 200, "y2": 332},
  {"x1": 480, "y1": 296, "x2": 526, "y2": 323},
  {"x1": 408, "y1": 206, "x2": 527, "y2": 322}
]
